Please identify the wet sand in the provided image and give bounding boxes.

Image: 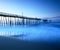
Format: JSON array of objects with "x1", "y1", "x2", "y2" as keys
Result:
[{"x1": 0, "y1": 36, "x2": 60, "y2": 50}]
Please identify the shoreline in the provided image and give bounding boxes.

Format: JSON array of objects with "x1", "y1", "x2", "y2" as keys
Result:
[{"x1": 0, "y1": 36, "x2": 60, "y2": 50}]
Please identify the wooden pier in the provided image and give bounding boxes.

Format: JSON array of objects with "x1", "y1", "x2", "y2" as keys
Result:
[{"x1": 0, "y1": 12, "x2": 41, "y2": 26}]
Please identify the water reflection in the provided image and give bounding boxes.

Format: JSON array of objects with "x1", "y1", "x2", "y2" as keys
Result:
[{"x1": 0, "y1": 23, "x2": 60, "y2": 42}]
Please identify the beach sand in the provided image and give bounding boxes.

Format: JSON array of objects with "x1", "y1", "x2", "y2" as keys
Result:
[{"x1": 0, "y1": 36, "x2": 60, "y2": 50}]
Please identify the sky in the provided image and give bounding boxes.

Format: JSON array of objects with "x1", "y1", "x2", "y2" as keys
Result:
[{"x1": 0, "y1": 0, "x2": 60, "y2": 18}]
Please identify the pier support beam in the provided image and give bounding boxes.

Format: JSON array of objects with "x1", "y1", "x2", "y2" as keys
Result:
[{"x1": 22, "y1": 18, "x2": 24, "y2": 25}]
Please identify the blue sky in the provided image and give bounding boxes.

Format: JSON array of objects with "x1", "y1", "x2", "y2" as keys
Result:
[{"x1": 0, "y1": 0, "x2": 60, "y2": 18}]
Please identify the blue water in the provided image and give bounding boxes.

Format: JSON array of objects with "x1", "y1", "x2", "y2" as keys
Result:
[{"x1": 0, "y1": 23, "x2": 60, "y2": 42}]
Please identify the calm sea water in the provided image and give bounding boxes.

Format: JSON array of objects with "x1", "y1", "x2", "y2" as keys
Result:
[{"x1": 0, "y1": 23, "x2": 60, "y2": 42}]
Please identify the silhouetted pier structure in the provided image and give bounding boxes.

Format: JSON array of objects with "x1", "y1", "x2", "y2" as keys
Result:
[{"x1": 0, "y1": 12, "x2": 41, "y2": 26}]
